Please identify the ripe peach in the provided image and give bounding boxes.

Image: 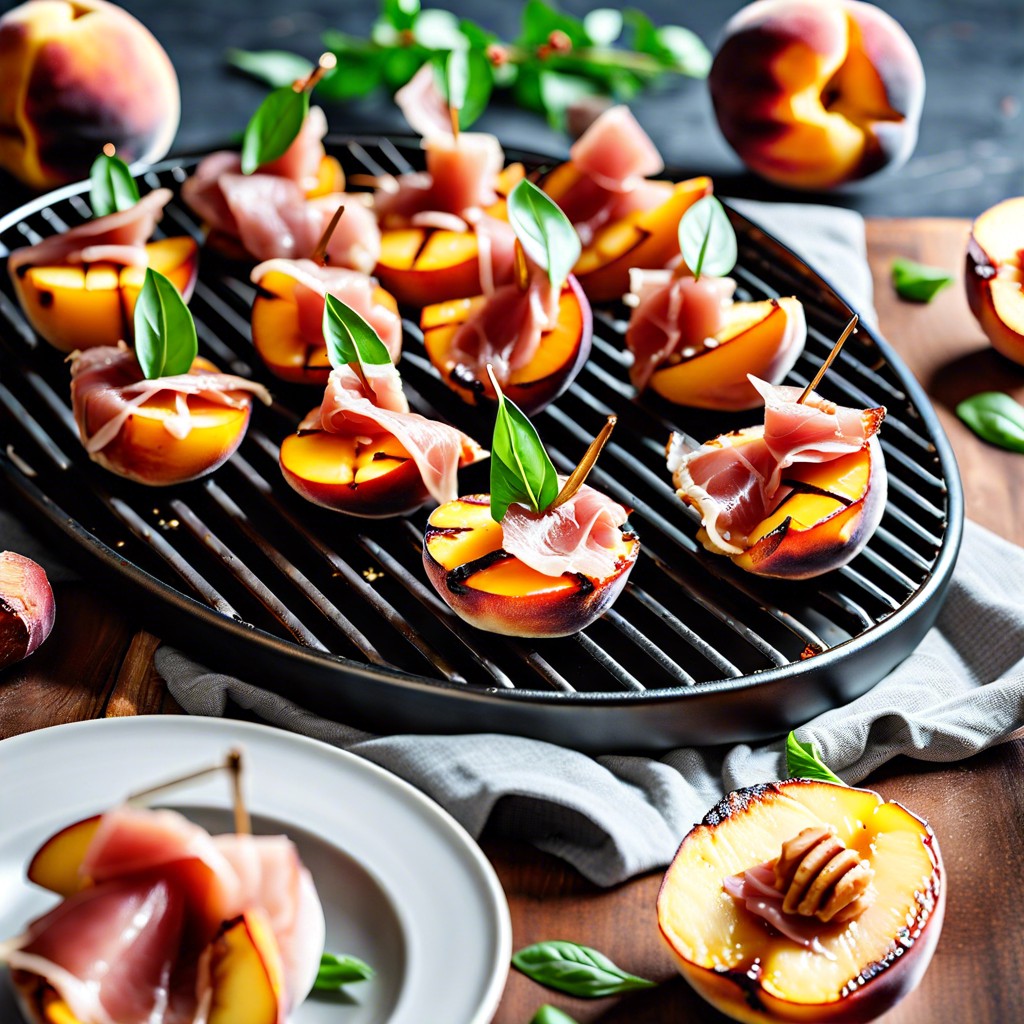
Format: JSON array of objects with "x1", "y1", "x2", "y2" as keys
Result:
[
  {"x1": 0, "y1": 0, "x2": 180, "y2": 190},
  {"x1": 709, "y1": 0, "x2": 924, "y2": 190},
  {"x1": 658, "y1": 778, "x2": 944, "y2": 1023},
  {"x1": 207, "y1": 911, "x2": 286, "y2": 1024},
  {"x1": 26, "y1": 814, "x2": 100, "y2": 897},
  {"x1": 0, "y1": 551, "x2": 55, "y2": 670},
  {"x1": 965, "y1": 197, "x2": 1024, "y2": 365}
]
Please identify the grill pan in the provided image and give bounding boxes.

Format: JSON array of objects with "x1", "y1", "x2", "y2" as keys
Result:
[{"x1": 0, "y1": 136, "x2": 963, "y2": 752}]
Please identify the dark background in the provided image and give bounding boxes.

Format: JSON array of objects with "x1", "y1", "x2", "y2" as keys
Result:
[{"x1": 97, "y1": 0, "x2": 1024, "y2": 218}]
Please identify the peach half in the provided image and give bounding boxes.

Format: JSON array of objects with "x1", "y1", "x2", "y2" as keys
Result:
[
  {"x1": 708, "y1": 0, "x2": 925, "y2": 190},
  {"x1": 11, "y1": 237, "x2": 199, "y2": 353},
  {"x1": 422, "y1": 495, "x2": 639, "y2": 637},
  {"x1": 373, "y1": 163, "x2": 525, "y2": 307},
  {"x1": 965, "y1": 196, "x2": 1024, "y2": 366},
  {"x1": 421, "y1": 275, "x2": 592, "y2": 415},
  {"x1": 543, "y1": 167, "x2": 712, "y2": 302},
  {"x1": 657, "y1": 778, "x2": 944, "y2": 1023}
]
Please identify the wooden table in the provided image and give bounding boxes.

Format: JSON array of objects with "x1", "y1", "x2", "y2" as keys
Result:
[{"x1": 2, "y1": 219, "x2": 1022, "y2": 1023}]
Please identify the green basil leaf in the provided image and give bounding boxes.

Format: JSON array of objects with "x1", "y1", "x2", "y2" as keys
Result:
[
  {"x1": 538, "y1": 69, "x2": 600, "y2": 131},
  {"x1": 323, "y1": 294, "x2": 393, "y2": 377},
  {"x1": 956, "y1": 391, "x2": 1024, "y2": 453},
  {"x1": 678, "y1": 195, "x2": 737, "y2": 280},
  {"x1": 313, "y1": 49, "x2": 384, "y2": 100},
  {"x1": 240, "y1": 85, "x2": 310, "y2": 175},
  {"x1": 384, "y1": 0, "x2": 420, "y2": 32},
  {"x1": 225, "y1": 48, "x2": 313, "y2": 89},
  {"x1": 512, "y1": 941, "x2": 657, "y2": 998},
  {"x1": 313, "y1": 952, "x2": 375, "y2": 991},
  {"x1": 489, "y1": 377, "x2": 559, "y2": 521},
  {"x1": 583, "y1": 8, "x2": 623, "y2": 46},
  {"x1": 518, "y1": 0, "x2": 591, "y2": 49},
  {"x1": 431, "y1": 49, "x2": 492, "y2": 130},
  {"x1": 458, "y1": 18, "x2": 496, "y2": 50},
  {"x1": 654, "y1": 25, "x2": 711, "y2": 77},
  {"x1": 507, "y1": 179, "x2": 580, "y2": 289},
  {"x1": 89, "y1": 151, "x2": 140, "y2": 217},
  {"x1": 133, "y1": 268, "x2": 197, "y2": 380},
  {"x1": 446, "y1": 47, "x2": 470, "y2": 114},
  {"x1": 785, "y1": 731, "x2": 844, "y2": 785},
  {"x1": 891, "y1": 257, "x2": 953, "y2": 303},
  {"x1": 414, "y1": 8, "x2": 463, "y2": 50},
  {"x1": 532, "y1": 1006, "x2": 579, "y2": 1024},
  {"x1": 383, "y1": 46, "x2": 428, "y2": 89}
]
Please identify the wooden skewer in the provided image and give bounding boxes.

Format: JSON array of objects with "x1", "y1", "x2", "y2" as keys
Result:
[
  {"x1": 449, "y1": 105, "x2": 461, "y2": 141},
  {"x1": 227, "y1": 748, "x2": 251, "y2": 836},
  {"x1": 550, "y1": 416, "x2": 617, "y2": 509},
  {"x1": 514, "y1": 241, "x2": 530, "y2": 290},
  {"x1": 798, "y1": 314, "x2": 858, "y2": 404},
  {"x1": 310, "y1": 204, "x2": 345, "y2": 266},
  {"x1": 102, "y1": 142, "x2": 116, "y2": 158},
  {"x1": 295, "y1": 52, "x2": 337, "y2": 94}
]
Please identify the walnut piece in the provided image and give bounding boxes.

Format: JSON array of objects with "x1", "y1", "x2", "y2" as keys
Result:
[{"x1": 773, "y1": 825, "x2": 875, "y2": 923}]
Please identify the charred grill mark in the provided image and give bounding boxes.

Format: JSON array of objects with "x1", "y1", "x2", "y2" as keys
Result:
[
  {"x1": 779, "y1": 479, "x2": 857, "y2": 507},
  {"x1": 701, "y1": 782, "x2": 783, "y2": 826},
  {"x1": 37, "y1": 290, "x2": 54, "y2": 308},
  {"x1": 449, "y1": 363, "x2": 486, "y2": 395},
  {"x1": 372, "y1": 452, "x2": 408, "y2": 463},
  {"x1": 253, "y1": 284, "x2": 277, "y2": 301},
  {"x1": 14, "y1": 263, "x2": 31, "y2": 279},
  {"x1": 425, "y1": 526, "x2": 472, "y2": 539},
  {"x1": 445, "y1": 549, "x2": 514, "y2": 594}
]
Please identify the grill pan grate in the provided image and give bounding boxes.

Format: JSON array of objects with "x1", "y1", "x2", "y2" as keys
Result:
[{"x1": 0, "y1": 138, "x2": 962, "y2": 750}]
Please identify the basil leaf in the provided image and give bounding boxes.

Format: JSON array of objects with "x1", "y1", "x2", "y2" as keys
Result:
[
  {"x1": 240, "y1": 85, "x2": 310, "y2": 175},
  {"x1": 507, "y1": 179, "x2": 580, "y2": 289},
  {"x1": 625, "y1": 9, "x2": 710, "y2": 77},
  {"x1": 384, "y1": 0, "x2": 420, "y2": 32},
  {"x1": 785, "y1": 731, "x2": 844, "y2": 785},
  {"x1": 489, "y1": 378, "x2": 559, "y2": 521},
  {"x1": 89, "y1": 151, "x2": 140, "y2": 217},
  {"x1": 313, "y1": 952, "x2": 374, "y2": 991},
  {"x1": 431, "y1": 49, "x2": 492, "y2": 130},
  {"x1": 446, "y1": 48, "x2": 469, "y2": 114},
  {"x1": 583, "y1": 8, "x2": 623, "y2": 46},
  {"x1": 414, "y1": 9, "x2": 463, "y2": 50},
  {"x1": 225, "y1": 48, "x2": 313, "y2": 89},
  {"x1": 532, "y1": 1006, "x2": 579, "y2": 1024},
  {"x1": 323, "y1": 294, "x2": 393, "y2": 378},
  {"x1": 539, "y1": 70, "x2": 600, "y2": 131},
  {"x1": 891, "y1": 257, "x2": 953, "y2": 303},
  {"x1": 512, "y1": 941, "x2": 657, "y2": 998},
  {"x1": 459, "y1": 18, "x2": 496, "y2": 49},
  {"x1": 133, "y1": 268, "x2": 198, "y2": 380},
  {"x1": 956, "y1": 391, "x2": 1024, "y2": 453},
  {"x1": 678, "y1": 195, "x2": 737, "y2": 280}
]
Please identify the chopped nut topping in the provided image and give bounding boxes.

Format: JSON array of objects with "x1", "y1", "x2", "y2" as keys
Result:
[{"x1": 773, "y1": 825, "x2": 875, "y2": 923}]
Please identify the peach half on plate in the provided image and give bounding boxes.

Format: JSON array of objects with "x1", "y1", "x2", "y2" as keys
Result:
[
  {"x1": 374, "y1": 163, "x2": 525, "y2": 307},
  {"x1": 422, "y1": 495, "x2": 639, "y2": 637},
  {"x1": 10, "y1": 236, "x2": 199, "y2": 353},
  {"x1": 542, "y1": 168, "x2": 712, "y2": 302},
  {"x1": 657, "y1": 778, "x2": 944, "y2": 1023}
]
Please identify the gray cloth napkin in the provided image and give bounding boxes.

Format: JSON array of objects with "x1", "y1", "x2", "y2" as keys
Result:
[{"x1": 6, "y1": 203, "x2": 1023, "y2": 887}]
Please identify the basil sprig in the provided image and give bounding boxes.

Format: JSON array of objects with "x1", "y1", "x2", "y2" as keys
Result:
[
  {"x1": 512, "y1": 940, "x2": 656, "y2": 998},
  {"x1": 678, "y1": 194, "x2": 737, "y2": 281},
  {"x1": 89, "y1": 150, "x2": 140, "y2": 217},
  {"x1": 956, "y1": 391, "x2": 1024, "y2": 453},
  {"x1": 891, "y1": 257, "x2": 953, "y2": 303},
  {"x1": 240, "y1": 84, "x2": 310, "y2": 174},
  {"x1": 489, "y1": 371, "x2": 559, "y2": 522},
  {"x1": 532, "y1": 1006, "x2": 579, "y2": 1024},
  {"x1": 507, "y1": 179, "x2": 580, "y2": 289},
  {"x1": 785, "y1": 731, "x2": 844, "y2": 785},
  {"x1": 432, "y1": 47, "x2": 493, "y2": 130},
  {"x1": 133, "y1": 268, "x2": 198, "y2": 380},
  {"x1": 313, "y1": 951, "x2": 375, "y2": 991},
  {"x1": 323, "y1": 294, "x2": 393, "y2": 376}
]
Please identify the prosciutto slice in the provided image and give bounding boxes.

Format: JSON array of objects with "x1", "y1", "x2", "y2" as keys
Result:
[
  {"x1": 258, "y1": 105, "x2": 331, "y2": 192},
  {"x1": 669, "y1": 377, "x2": 885, "y2": 555},
  {"x1": 311, "y1": 362, "x2": 484, "y2": 505},
  {"x1": 7, "y1": 189, "x2": 172, "y2": 276},
  {"x1": 501, "y1": 483, "x2": 629, "y2": 580},
  {"x1": 251, "y1": 258, "x2": 403, "y2": 362}
]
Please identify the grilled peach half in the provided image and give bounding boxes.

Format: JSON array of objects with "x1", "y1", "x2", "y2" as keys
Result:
[
  {"x1": 423, "y1": 495, "x2": 639, "y2": 637},
  {"x1": 373, "y1": 163, "x2": 524, "y2": 307},
  {"x1": 543, "y1": 167, "x2": 712, "y2": 302},
  {"x1": 250, "y1": 268, "x2": 400, "y2": 385},
  {"x1": 11, "y1": 236, "x2": 199, "y2": 353},
  {"x1": 421, "y1": 275, "x2": 592, "y2": 415},
  {"x1": 658, "y1": 778, "x2": 944, "y2": 1023}
]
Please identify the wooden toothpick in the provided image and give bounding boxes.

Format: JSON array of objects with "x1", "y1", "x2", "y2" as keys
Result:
[
  {"x1": 295, "y1": 52, "x2": 337, "y2": 94},
  {"x1": 550, "y1": 416, "x2": 617, "y2": 509},
  {"x1": 310, "y1": 204, "x2": 345, "y2": 266},
  {"x1": 798, "y1": 314, "x2": 858, "y2": 404}
]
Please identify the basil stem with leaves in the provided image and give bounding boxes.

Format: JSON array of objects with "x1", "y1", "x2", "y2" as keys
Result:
[
  {"x1": 240, "y1": 85, "x2": 309, "y2": 175},
  {"x1": 507, "y1": 179, "x2": 580, "y2": 289},
  {"x1": 323, "y1": 294, "x2": 394, "y2": 381},
  {"x1": 313, "y1": 952, "x2": 375, "y2": 992},
  {"x1": 133, "y1": 268, "x2": 198, "y2": 380},
  {"x1": 89, "y1": 150, "x2": 140, "y2": 217},
  {"x1": 956, "y1": 391, "x2": 1024, "y2": 454},
  {"x1": 785, "y1": 731, "x2": 844, "y2": 785},
  {"x1": 678, "y1": 195, "x2": 737, "y2": 281},
  {"x1": 512, "y1": 940, "x2": 657, "y2": 998}
]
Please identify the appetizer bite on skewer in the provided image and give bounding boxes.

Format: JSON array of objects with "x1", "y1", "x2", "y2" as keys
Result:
[
  {"x1": 423, "y1": 375, "x2": 638, "y2": 637},
  {"x1": 280, "y1": 295, "x2": 484, "y2": 516},
  {"x1": 8, "y1": 148, "x2": 198, "y2": 353},
  {"x1": 3, "y1": 751, "x2": 326, "y2": 1024},
  {"x1": 421, "y1": 179, "x2": 592, "y2": 415},
  {"x1": 666, "y1": 318, "x2": 887, "y2": 580},
  {"x1": 71, "y1": 269, "x2": 270, "y2": 485},
  {"x1": 657, "y1": 735, "x2": 944, "y2": 1023},
  {"x1": 626, "y1": 196, "x2": 806, "y2": 410},
  {"x1": 541, "y1": 105, "x2": 712, "y2": 301},
  {"x1": 183, "y1": 56, "x2": 378, "y2": 270}
]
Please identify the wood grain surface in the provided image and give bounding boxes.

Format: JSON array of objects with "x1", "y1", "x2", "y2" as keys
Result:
[{"x1": 2, "y1": 219, "x2": 1022, "y2": 1024}]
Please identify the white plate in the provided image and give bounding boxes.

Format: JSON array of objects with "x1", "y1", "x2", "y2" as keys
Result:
[{"x1": 0, "y1": 716, "x2": 511, "y2": 1024}]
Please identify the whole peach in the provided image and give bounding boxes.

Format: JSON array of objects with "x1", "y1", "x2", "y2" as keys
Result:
[
  {"x1": 708, "y1": 0, "x2": 924, "y2": 190},
  {"x1": 0, "y1": 0, "x2": 179, "y2": 189}
]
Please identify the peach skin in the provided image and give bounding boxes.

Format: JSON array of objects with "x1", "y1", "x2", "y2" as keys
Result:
[{"x1": 709, "y1": 0, "x2": 924, "y2": 190}]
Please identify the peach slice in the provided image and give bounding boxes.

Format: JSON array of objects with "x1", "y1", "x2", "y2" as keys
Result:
[
  {"x1": 305, "y1": 154, "x2": 345, "y2": 199},
  {"x1": 645, "y1": 297, "x2": 807, "y2": 410},
  {"x1": 12, "y1": 236, "x2": 200, "y2": 353},
  {"x1": 421, "y1": 275, "x2": 592, "y2": 415},
  {"x1": 543, "y1": 168, "x2": 712, "y2": 302},
  {"x1": 658, "y1": 778, "x2": 944, "y2": 1023},
  {"x1": 373, "y1": 163, "x2": 525, "y2": 307},
  {"x1": 965, "y1": 196, "x2": 1024, "y2": 365},
  {"x1": 251, "y1": 268, "x2": 400, "y2": 385},
  {"x1": 26, "y1": 815, "x2": 101, "y2": 898},
  {"x1": 207, "y1": 910, "x2": 286, "y2": 1024},
  {"x1": 422, "y1": 495, "x2": 639, "y2": 637}
]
